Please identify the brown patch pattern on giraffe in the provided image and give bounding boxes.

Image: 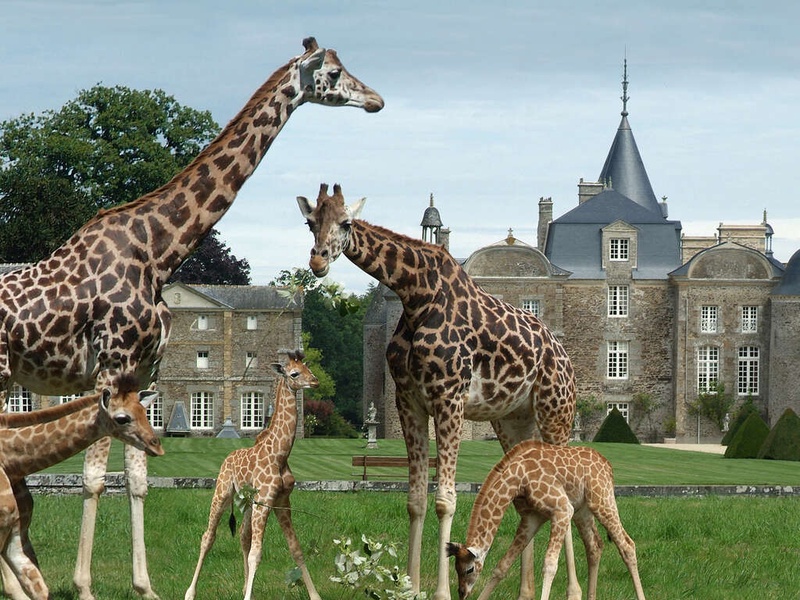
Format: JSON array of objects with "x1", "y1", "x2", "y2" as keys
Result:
[
  {"x1": 448, "y1": 441, "x2": 646, "y2": 600},
  {"x1": 185, "y1": 351, "x2": 320, "y2": 600},
  {"x1": 298, "y1": 183, "x2": 577, "y2": 600}
]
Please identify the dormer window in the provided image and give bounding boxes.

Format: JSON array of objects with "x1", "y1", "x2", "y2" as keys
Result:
[{"x1": 609, "y1": 238, "x2": 629, "y2": 261}]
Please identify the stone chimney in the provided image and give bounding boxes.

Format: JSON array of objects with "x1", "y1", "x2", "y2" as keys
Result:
[{"x1": 537, "y1": 196, "x2": 553, "y2": 250}]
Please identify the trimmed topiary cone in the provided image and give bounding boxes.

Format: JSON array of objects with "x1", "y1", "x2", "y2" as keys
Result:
[
  {"x1": 758, "y1": 408, "x2": 800, "y2": 461},
  {"x1": 721, "y1": 403, "x2": 760, "y2": 446},
  {"x1": 724, "y1": 412, "x2": 770, "y2": 459},
  {"x1": 592, "y1": 407, "x2": 640, "y2": 444}
]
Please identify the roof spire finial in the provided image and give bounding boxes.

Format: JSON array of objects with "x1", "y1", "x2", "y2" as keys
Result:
[{"x1": 621, "y1": 53, "x2": 629, "y2": 117}]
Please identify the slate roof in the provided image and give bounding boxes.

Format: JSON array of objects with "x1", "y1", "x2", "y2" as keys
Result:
[
  {"x1": 186, "y1": 285, "x2": 302, "y2": 310},
  {"x1": 772, "y1": 249, "x2": 800, "y2": 296},
  {"x1": 598, "y1": 115, "x2": 663, "y2": 216}
]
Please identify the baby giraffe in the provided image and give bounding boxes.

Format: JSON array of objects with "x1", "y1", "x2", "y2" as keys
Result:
[
  {"x1": 0, "y1": 374, "x2": 163, "y2": 600},
  {"x1": 185, "y1": 350, "x2": 320, "y2": 600},
  {"x1": 448, "y1": 441, "x2": 645, "y2": 600}
]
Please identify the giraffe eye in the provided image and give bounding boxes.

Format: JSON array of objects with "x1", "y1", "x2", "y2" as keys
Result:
[{"x1": 328, "y1": 69, "x2": 341, "y2": 83}]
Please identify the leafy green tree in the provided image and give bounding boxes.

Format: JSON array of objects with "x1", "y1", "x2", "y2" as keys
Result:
[
  {"x1": 0, "y1": 84, "x2": 218, "y2": 262},
  {"x1": 169, "y1": 228, "x2": 250, "y2": 285}
]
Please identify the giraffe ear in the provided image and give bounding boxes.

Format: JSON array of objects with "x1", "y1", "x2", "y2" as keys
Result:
[
  {"x1": 138, "y1": 389, "x2": 158, "y2": 409},
  {"x1": 100, "y1": 388, "x2": 113, "y2": 412},
  {"x1": 300, "y1": 47, "x2": 326, "y2": 73},
  {"x1": 297, "y1": 196, "x2": 314, "y2": 219},
  {"x1": 271, "y1": 363, "x2": 285, "y2": 376},
  {"x1": 348, "y1": 197, "x2": 367, "y2": 220}
]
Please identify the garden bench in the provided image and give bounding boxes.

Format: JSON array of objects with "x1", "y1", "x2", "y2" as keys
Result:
[{"x1": 352, "y1": 455, "x2": 438, "y2": 481}]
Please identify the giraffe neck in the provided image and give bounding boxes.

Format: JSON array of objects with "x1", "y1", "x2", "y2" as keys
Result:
[
  {"x1": 346, "y1": 220, "x2": 464, "y2": 312},
  {"x1": 81, "y1": 56, "x2": 306, "y2": 285},
  {"x1": 257, "y1": 378, "x2": 298, "y2": 455},
  {"x1": 465, "y1": 461, "x2": 521, "y2": 556},
  {"x1": 0, "y1": 395, "x2": 106, "y2": 478}
]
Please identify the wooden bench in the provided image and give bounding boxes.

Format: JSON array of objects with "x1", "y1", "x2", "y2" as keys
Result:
[{"x1": 352, "y1": 455, "x2": 438, "y2": 481}]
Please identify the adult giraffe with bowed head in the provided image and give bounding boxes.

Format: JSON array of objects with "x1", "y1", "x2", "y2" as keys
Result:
[
  {"x1": 0, "y1": 39, "x2": 382, "y2": 600},
  {"x1": 297, "y1": 183, "x2": 578, "y2": 600}
]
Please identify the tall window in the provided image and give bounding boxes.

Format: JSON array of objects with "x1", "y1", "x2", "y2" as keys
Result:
[
  {"x1": 197, "y1": 315, "x2": 209, "y2": 330},
  {"x1": 607, "y1": 285, "x2": 629, "y2": 317},
  {"x1": 247, "y1": 315, "x2": 258, "y2": 330},
  {"x1": 741, "y1": 306, "x2": 758, "y2": 333},
  {"x1": 196, "y1": 350, "x2": 209, "y2": 369},
  {"x1": 700, "y1": 306, "x2": 718, "y2": 333},
  {"x1": 737, "y1": 346, "x2": 759, "y2": 395},
  {"x1": 245, "y1": 351, "x2": 258, "y2": 370},
  {"x1": 521, "y1": 298, "x2": 541, "y2": 318},
  {"x1": 240, "y1": 391, "x2": 265, "y2": 429},
  {"x1": 697, "y1": 346, "x2": 719, "y2": 392},
  {"x1": 190, "y1": 391, "x2": 214, "y2": 429},
  {"x1": 609, "y1": 238, "x2": 629, "y2": 261},
  {"x1": 147, "y1": 393, "x2": 164, "y2": 428},
  {"x1": 607, "y1": 341, "x2": 629, "y2": 379},
  {"x1": 607, "y1": 402, "x2": 630, "y2": 423},
  {"x1": 7, "y1": 385, "x2": 32, "y2": 413}
]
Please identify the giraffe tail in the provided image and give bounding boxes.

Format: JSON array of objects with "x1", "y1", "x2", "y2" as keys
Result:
[{"x1": 229, "y1": 508, "x2": 237, "y2": 536}]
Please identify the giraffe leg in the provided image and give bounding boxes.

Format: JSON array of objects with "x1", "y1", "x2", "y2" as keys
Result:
[
  {"x1": 74, "y1": 436, "x2": 112, "y2": 600},
  {"x1": 124, "y1": 444, "x2": 158, "y2": 599},
  {"x1": 242, "y1": 503, "x2": 270, "y2": 600},
  {"x1": 573, "y1": 506, "x2": 602, "y2": 600},
  {"x1": 239, "y1": 507, "x2": 253, "y2": 593},
  {"x1": 273, "y1": 493, "x2": 320, "y2": 600},
  {"x1": 184, "y1": 474, "x2": 232, "y2": 600},
  {"x1": 432, "y1": 401, "x2": 464, "y2": 600},
  {"x1": 594, "y1": 505, "x2": 646, "y2": 600},
  {"x1": 539, "y1": 503, "x2": 573, "y2": 600},
  {"x1": 476, "y1": 511, "x2": 543, "y2": 600},
  {"x1": 0, "y1": 481, "x2": 38, "y2": 600},
  {"x1": 397, "y1": 400, "x2": 429, "y2": 594},
  {"x1": 0, "y1": 473, "x2": 47, "y2": 600},
  {"x1": 512, "y1": 498, "x2": 536, "y2": 600}
]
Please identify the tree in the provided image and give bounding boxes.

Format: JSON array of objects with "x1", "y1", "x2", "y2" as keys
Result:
[
  {"x1": 0, "y1": 84, "x2": 219, "y2": 262},
  {"x1": 169, "y1": 228, "x2": 251, "y2": 285}
]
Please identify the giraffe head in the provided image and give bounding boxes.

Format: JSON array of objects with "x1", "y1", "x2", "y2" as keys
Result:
[
  {"x1": 297, "y1": 183, "x2": 366, "y2": 277},
  {"x1": 270, "y1": 350, "x2": 319, "y2": 391},
  {"x1": 100, "y1": 375, "x2": 164, "y2": 457},
  {"x1": 297, "y1": 37, "x2": 384, "y2": 113},
  {"x1": 447, "y1": 542, "x2": 485, "y2": 599}
]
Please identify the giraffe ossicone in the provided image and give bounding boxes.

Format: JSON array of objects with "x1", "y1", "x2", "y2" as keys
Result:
[
  {"x1": 298, "y1": 183, "x2": 578, "y2": 600},
  {"x1": 448, "y1": 440, "x2": 646, "y2": 600},
  {"x1": 184, "y1": 350, "x2": 320, "y2": 600},
  {"x1": 0, "y1": 37, "x2": 381, "y2": 600}
]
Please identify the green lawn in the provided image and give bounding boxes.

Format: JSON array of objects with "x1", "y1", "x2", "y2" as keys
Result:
[{"x1": 41, "y1": 437, "x2": 800, "y2": 486}]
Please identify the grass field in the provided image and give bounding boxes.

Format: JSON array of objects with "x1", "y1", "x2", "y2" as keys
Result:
[
  {"x1": 24, "y1": 437, "x2": 800, "y2": 598},
  {"x1": 40, "y1": 437, "x2": 800, "y2": 486}
]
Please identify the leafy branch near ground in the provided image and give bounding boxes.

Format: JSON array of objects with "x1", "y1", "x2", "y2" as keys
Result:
[{"x1": 687, "y1": 382, "x2": 734, "y2": 431}]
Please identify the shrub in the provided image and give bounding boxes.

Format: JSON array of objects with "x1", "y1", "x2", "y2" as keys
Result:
[
  {"x1": 687, "y1": 382, "x2": 734, "y2": 431},
  {"x1": 723, "y1": 413, "x2": 769, "y2": 459},
  {"x1": 592, "y1": 408, "x2": 640, "y2": 444},
  {"x1": 758, "y1": 408, "x2": 800, "y2": 461},
  {"x1": 721, "y1": 401, "x2": 760, "y2": 446},
  {"x1": 304, "y1": 399, "x2": 360, "y2": 438}
]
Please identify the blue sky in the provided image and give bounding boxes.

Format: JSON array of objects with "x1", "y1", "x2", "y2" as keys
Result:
[{"x1": 2, "y1": 1, "x2": 799, "y2": 293}]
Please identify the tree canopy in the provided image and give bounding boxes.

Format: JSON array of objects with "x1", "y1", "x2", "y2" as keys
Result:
[{"x1": 0, "y1": 84, "x2": 219, "y2": 262}]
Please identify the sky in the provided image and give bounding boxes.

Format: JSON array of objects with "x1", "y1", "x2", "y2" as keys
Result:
[{"x1": 2, "y1": 1, "x2": 799, "y2": 294}]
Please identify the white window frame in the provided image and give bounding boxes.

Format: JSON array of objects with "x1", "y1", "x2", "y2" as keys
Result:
[
  {"x1": 521, "y1": 298, "x2": 541, "y2": 318},
  {"x1": 741, "y1": 306, "x2": 758, "y2": 333},
  {"x1": 607, "y1": 341, "x2": 629, "y2": 380},
  {"x1": 59, "y1": 393, "x2": 83, "y2": 404},
  {"x1": 609, "y1": 238, "x2": 629, "y2": 261},
  {"x1": 700, "y1": 306, "x2": 718, "y2": 333},
  {"x1": 240, "y1": 391, "x2": 265, "y2": 430},
  {"x1": 697, "y1": 346, "x2": 719, "y2": 393},
  {"x1": 7, "y1": 385, "x2": 32, "y2": 413},
  {"x1": 737, "y1": 346, "x2": 759, "y2": 396},
  {"x1": 196, "y1": 350, "x2": 209, "y2": 369},
  {"x1": 190, "y1": 391, "x2": 214, "y2": 429},
  {"x1": 606, "y1": 402, "x2": 630, "y2": 423},
  {"x1": 245, "y1": 351, "x2": 258, "y2": 370},
  {"x1": 146, "y1": 393, "x2": 164, "y2": 428},
  {"x1": 246, "y1": 315, "x2": 258, "y2": 330},
  {"x1": 607, "y1": 285, "x2": 629, "y2": 317}
]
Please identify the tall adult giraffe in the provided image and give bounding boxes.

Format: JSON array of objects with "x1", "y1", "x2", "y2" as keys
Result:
[
  {"x1": 0, "y1": 39, "x2": 382, "y2": 600},
  {"x1": 297, "y1": 184, "x2": 578, "y2": 600}
]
